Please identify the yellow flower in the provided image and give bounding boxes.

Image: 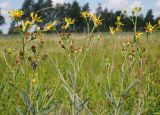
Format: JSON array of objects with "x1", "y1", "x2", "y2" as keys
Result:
[
  {"x1": 115, "y1": 16, "x2": 124, "y2": 27},
  {"x1": 21, "y1": 20, "x2": 33, "y2": 31},
  {"x1": 44, "y1": 20, "x2": 57, "y2": 31},
  {"x1": 81, "y1": 11, "x2": 92, "y2": 18},
  {"x1": 31, "y1": 12, "x2": 43, "y2": 23},
  {"x1": 109, "y1": 27, "x2": 116, "y2": 35},
  {"x1": 117, "y1": 16, "x2": 121, "y2": 22},
  {"x1": 6, "y1": 48, "x2": 15, "y2": 54},
  {"x1": 97, "y1": 34, "x2": 102, "y2": 40},
  {"x1": 144, "y1": 22, "x2": 157, "y2": 33},
  {"x1": 158, "y1": 20, "x2": 160, "y2": 28},
  {"x1": 31, "y1": 78, "x2": 36, "y2": 84},
  {"x1": 61, "y1": 17, "x2": 75, "y2": 30},
  {"x1": 65, "y1": 17, "x2": 75, "y2": 24},
  {"x1": 135, "y1": 32, "x2": 143, "y2": 40},
  {"x1": 92, "y1": 14, "x2": 102, "y2": 27},
  {"x1": 8, "y1": 10, "x2": 24, "y2": 20}
]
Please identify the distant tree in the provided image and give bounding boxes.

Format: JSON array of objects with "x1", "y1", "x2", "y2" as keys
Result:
[
  {"x1": 37, "y1": 0, "x2": 54, "y2": 26},
  {"x1": 22, "y1": 0, "x2": 34, "y2": 12},
  {"x1": 144, "y1": 9, "x2": 154, "y2": 24},
  {"x1": 54, "y1": 3, "x2": 66, "y2": 27},
  {"x1": 155, "y1": 17, "x2": 160, "y2": 26},
  {"x1": 21, "y1": 0, "x2": 35, "y2": 20},
  {"x1": 96, "y1": 3, "x2": 103, "y2": 16},
  {"x1": 137, "y1": 14, "x2": 145, "y2": 31},
  {"x1": 8, "y1": 21, "x2": 19, "y2": 34},
  {"x1": 7, "y1": 0, "x2": 160, "y2": 34},
  {"x1": 0, "y1": 8, "x2": 5, "y2": 34},
  {"x1": 123, "y1": 16, "x2": 133, "y2": 31},
  {"x1": 82, "y1": 3, "x2": 90, "y2": 11},
  {"x1": 81, "y1": 3, "x2": 90, "y2": 32},
  {"x1": 100, "y1": 8, "x2": 108, "y2": 31},
  {"x1": 0, "y1": 8, "x2": 5, "y2": 25},
  {"x1": 70, "y1": 1, "x2": 81, "y2": 31},
  {"x1": 0, "y1": 15, "x2": 5, "y2": 25},
  {"x1": 95, "y1": 3, "x2": 103, "y2": 31},
  {"x1": 0, "y1": 15, "x2": 4, "y2": 34}
]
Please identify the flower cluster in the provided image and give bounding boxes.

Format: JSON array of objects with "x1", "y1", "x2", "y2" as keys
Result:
[
  {"x1": 44, "y1": 20, "x2": 57, "y2": 31},
  {"x1": 31, "y1": 12, "x2": 43, "y2": 23},
  {"x1": 145, "y1": 22, "x2": 157, "y2": 33},
  {"x1": 81, "y1": 11, "x2": 102, "y2": 28},
  {"x1": 158, "y1": 20, "x2": 160, "y2": 28},
  {"x1": 109, "y1": 16, "x2": 124, "y2": 35},
  {"x1": 132, "y1": 6, "x2": 142, "y2": 15},
  {"x1": 8, "y1": 10, "x2": 24, "y2": 20},
  {"x1": 61, "y1": 17, "x2": 75, "y2": 30},
  {"x1": 122, "y1": 41, "x2": 145, "y2": 61},
  {"x1": 135, "y1": 32, "x2": 143, "y2": 40},
  {"x1": 92, "y1": 14, "x2": 102, "y2": 27}
]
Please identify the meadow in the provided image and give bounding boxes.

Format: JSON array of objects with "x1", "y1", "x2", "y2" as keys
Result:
[
  {"x1": 0, "y1": 8, "x2": 160, "y2": 115},
  {"x1": 0, "y1": 32, "x2": 160, "y2": 115}
]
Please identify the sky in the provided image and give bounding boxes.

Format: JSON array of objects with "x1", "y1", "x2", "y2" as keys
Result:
[{"x1": 0, "y1": 0, "x2": 160, "y2": 34}]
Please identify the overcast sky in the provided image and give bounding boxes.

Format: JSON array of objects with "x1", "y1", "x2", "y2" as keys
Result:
[{"x1": 0, "y1": 0, "x2": 160, "y2": 34}]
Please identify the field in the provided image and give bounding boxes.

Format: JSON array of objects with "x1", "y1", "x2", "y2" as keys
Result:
[{"x1": 0, "y1": 32, "x2": 160, "y2": 115}]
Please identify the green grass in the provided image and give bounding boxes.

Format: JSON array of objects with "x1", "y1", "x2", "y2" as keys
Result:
[{"x1": 0, "y1": 33, "x2": 160, "y2": 114}]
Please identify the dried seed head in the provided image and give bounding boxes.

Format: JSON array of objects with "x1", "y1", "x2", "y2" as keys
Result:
[
  {"x1": 39, "y1": 40, "x2": 44, "y2": 48},
  {"x1": 28, "y1": 56, "x2": 32, "y2": 62},
  {"x1": 19, "y1": 51, "x2": 24, "y2": 58},
  {"x1": 78, "y1": 47, "x2": 83, "y2": 53},
  {"x1": 16, "y1": 58, "x2": 21, "y2": 65},
  {"x1": 69, "y1": 40, "x2": 73, "y2": 46},
  {"x1": 42, "y1": 54, "x2": 48, "y2": 60},
  {"x1": 73, "y1": 49, "x2": 78, "y2": 53},
  {"x1": 89, "y1": 35, "x2": 94, "y2": 40},
  {"x1": 31, "y1": 45, "x2": 36, "y2": 53},
  {"x1": 31, "y1": 62, "x2": 38, "y2": 71},
  {"x1": 31, "y1": 78, "x2": 36, "y2": 84},
  {"x1": 97, "y1": 34, "x2": 102, "y2": 40},
  {"x1": 58, "y1": 40, "x2": 64, "y2": 45},
  {"x1": 128, "y1": 54, "x2": 133, "y2": 60}
]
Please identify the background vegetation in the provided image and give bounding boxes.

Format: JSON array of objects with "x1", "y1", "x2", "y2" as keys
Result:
[{"x1": 0, "y1": 0, "x2": 160, "y2": 34}]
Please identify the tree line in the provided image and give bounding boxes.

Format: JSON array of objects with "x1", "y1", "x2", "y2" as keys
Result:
[
  {"x1": 0, "y1": 0, "x2": 160, "y2": 34},
  {"x1": 0, "y1": 8, "x2": 5, "y2": 34}
]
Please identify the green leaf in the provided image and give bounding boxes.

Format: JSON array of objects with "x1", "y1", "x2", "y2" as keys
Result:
[
  {"x1": 16, "y1": 105, "x2": 24, "y2": 115},
  {"x1": 121, "y1": 80, "x2": 139, "y2": 96},
  {"x1": 67, "y1": 70, "x2": 74, "y2": 84},
  {"x1": 75, "y1": 98, "x2": 90, "y2": 114}
]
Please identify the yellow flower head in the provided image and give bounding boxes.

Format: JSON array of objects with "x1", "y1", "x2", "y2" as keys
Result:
[
  {"x1": 8, "y1": 10, "x2": 24, "y2": 20},
  {"x1": 62, "y1": 17, "x2": 75, "y2": 30},
  {"x1": 44, "y1": 20, "x2": 57, "y2": 31},
  {"x1": 115, "y1": 27, "x2": 122, "y2": 33},
  {"x1": 93, "y1": 14, "x2": 102, "y2": 27},
  {"x1": 21, "y1": 20, "x2": 33, "y2": 31},
  {"x1": 81, "y1": 11, "x2": 92, "y2": 18},
  {"x1": 6, "y1": 48, "x2": 15, "y2": 54},
  {"x1": 135, "y1": 32, "x2": 143, "y2": 40},
  {"x1": 115, "y1": 16, "x2": 124, "y2": 27},
  {"x1": 109, "y1": 27, "x2": 116, "y2": 36},
  {"x1": 144, "y1": 22, "x2": 157, "y2": 33},
  {"x1": 158, "y1": 20, "x2": 160, "y2": 28},
  {"x1": 31, "y1": 78, "x2": 36, "y2": 84},
  {"x1": 117, "y1": 16, "x2": 121, "y2": 22},
  {"x1": 65, "y1": 17, "x2": 75, "y2": 24},
  {"x1": 31, "y1": 12, "x2": 43, "y2": 23}
]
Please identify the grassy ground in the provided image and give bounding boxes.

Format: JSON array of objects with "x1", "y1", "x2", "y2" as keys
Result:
[{"x1": 0, "y1": 33, "x2": 160, "y2": 114}]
